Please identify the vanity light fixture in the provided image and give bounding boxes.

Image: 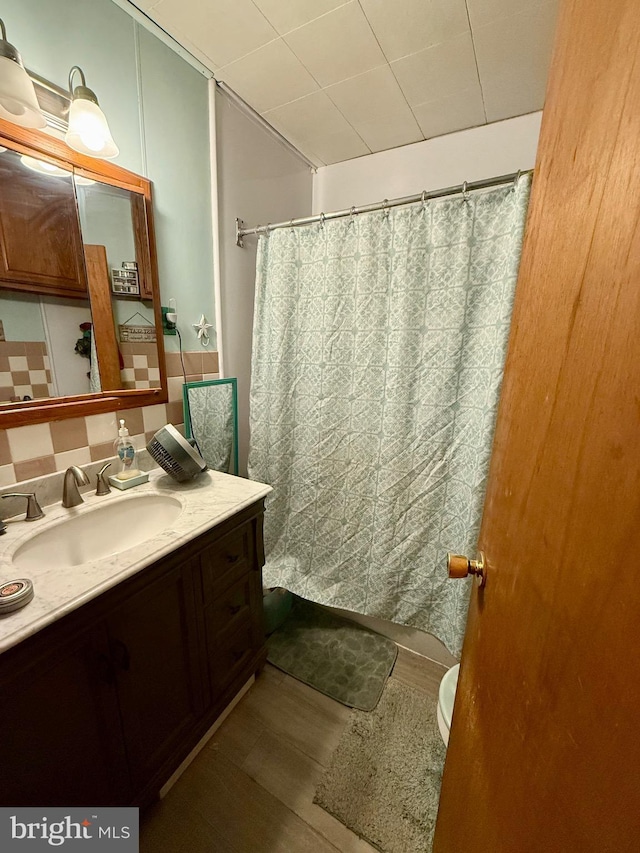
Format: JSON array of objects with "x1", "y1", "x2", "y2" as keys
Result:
[
  {"x1": 65, "y1": 65, "x2": 119, "y2": 159},
  {"x1": 20, "y1": 153, "x2": 71, "y2": 177},
  {"x1": 18, "y1": 153, "x2": 95, "y2": 185},
  {"x1": 0, "y1": 19, "x2": 46, "y2": 128}
]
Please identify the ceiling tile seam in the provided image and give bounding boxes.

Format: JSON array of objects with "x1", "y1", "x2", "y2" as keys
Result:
[
  {"x1": 278, "y1": 32, "x2": 347, "y2": 93},
  {"x1": 216, "y1": 35, "x2": 293, "y2": 75},
  {"x1": 260, "y1": 79, "x2": 375, "y2": 156},
  {"x1": 150, "y1": 0, "x2": 279, "y2": 71},
  {"x1": 354, "y1": 0, "x2": 426, "y2": 143},
  {"x1": 469, "y1": 0, "x2": 555, "y2": 33},
  {"x1": 268, "y1": 0, "x2": 354, "y2": 40},
  {"x1": 118, "y1": 1, "x2": 216, "y2": 76},
  {"x1": 464, "y1": 0, "x2": 488, "y2": 123},
  {"x1": 246, "y1": 0, "x2": 280, "y2": 40},
  {"x1": 256, "y1": 55, "x2": 423, "y2": 121},
  {"x1": 318, "y1": 87, "x2": 374, "y2": 155},
  {"x1": 253, "y1": 16, "x2": 374, "y2": 154}
]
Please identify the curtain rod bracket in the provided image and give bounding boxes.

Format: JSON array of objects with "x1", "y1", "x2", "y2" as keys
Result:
[{"x1": 236, "y1": 218, "x2": 245, "y2": 248}]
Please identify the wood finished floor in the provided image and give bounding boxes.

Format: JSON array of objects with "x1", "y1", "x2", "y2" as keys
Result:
[{"x1": 140, "y1": 647, "x2": 448, "y2": 853}]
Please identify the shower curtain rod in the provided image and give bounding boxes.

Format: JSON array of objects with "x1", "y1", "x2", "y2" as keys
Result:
[{"x1": 235, "y1": 169, "x2": 532, "y2": 247}]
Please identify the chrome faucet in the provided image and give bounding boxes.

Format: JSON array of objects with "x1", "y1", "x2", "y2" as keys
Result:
[{"x1": 62, "y1": 466, "x2": 90, "y2": 508}]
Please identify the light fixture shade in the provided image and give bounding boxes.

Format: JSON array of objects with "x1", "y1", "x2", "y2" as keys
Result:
[
  {"x1": 20, "y1": 153, "x2": 71, "y2": 177},
  {"x1": 0, "y1": 55, "x2": 46, "y2": 128},
  {"x1": 65, "y1": 97, "x2": 119, "y2": 159}
]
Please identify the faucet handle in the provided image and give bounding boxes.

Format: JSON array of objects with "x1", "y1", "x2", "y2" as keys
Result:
[
  {"x1": 2, "y1": 492, "x2": 45, "y2": 521},
  {"x1": 96, "y1": 462, "x2": 112, "y2": 496}
]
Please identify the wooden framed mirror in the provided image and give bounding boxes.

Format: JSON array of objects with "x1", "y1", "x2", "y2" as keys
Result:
[{"x1": 0, "y1": 117, "x2": 167, "y2": 428}]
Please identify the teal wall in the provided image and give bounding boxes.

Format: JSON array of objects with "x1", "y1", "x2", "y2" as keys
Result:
[
  {"x1": 3, "y1": 0, "x2": 215, "y2": 350},
  {"x1": 0, "y1": 292, "x2": 45, "y2": 342}
]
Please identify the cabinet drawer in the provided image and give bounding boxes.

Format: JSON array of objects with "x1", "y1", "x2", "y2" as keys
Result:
[
  {"x1": 201, "y1": 524, "x2": 252, "y2": 602},
  {"x1": 208, "y1": 621, "x2": 257, "y2": 693},
  {"x1": 207, "y1": 573, "x2": 253, "y2": 639}
]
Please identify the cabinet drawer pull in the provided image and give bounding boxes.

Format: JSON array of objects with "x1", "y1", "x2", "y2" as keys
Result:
[
  {"x1": 110, "y1": 639, "x2": 131, "y2": 671},
  {"x1": 228, "y1": 604, "x2": 242, "y2": 615}
]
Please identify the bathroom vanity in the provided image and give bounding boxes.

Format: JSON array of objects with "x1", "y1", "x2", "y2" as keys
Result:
[{"x1": 0, "y1": 469, "x2": 271, "y2": 807}]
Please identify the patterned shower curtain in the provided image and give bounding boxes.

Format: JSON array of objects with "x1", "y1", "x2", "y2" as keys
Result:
[{"x1": 248, "y1": 176, "x2": 531, "y2": 656}]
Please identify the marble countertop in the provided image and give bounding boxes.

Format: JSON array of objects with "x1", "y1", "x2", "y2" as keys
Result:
[{"x1": 0, "y1": 469, "x2": 272, "y2": 655}]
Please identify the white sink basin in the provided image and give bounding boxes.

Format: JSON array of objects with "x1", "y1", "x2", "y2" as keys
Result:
[{"x1": 12, "y1": 493, "x2": 183, "y2": 571}]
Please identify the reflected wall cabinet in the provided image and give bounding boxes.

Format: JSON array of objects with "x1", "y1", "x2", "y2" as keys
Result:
[{"x1": 0, "y1": 148, "x2": 88, "y2": 298}]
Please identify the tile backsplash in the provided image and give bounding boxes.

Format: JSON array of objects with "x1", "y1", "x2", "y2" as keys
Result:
[
  {"x1": 0, "y1": 350, "x2": 219, "y2": 487},
  {"x1": 0, "y1": 341, "x2": 54, "y2": 402}
]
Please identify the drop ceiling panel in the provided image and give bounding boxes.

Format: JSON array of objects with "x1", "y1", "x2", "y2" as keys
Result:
[
  {"x1": 473, "y1": 2, "x2": 558, "y2": 121},
  {"x1": 326, "y1": 66, "x2": 423, "y2": 153},
  {"x1": 218, "y1": 40, "x2": 319, "y2": 113},
  {"x1": 252, "y1": 0, "x2": 351, "y2": 35},
  {"x1": 413, "y1": 84, "x2": 486, "y2": 139},
  {"x1": 129, "y1": 0, "x2": 560, "y2": 167},
  {"x1": 472, "y1": 2, "x2": 559, "y2": 82},
  {"x1": 283, "y1": 2, "x2": 387, "y2": 88},
  {"x1": 391, "y1": 32, "x2": 480, "y2": 107},
  {"x1": 481, "y1": 73, "x2": 549, "y2": 124},
  {"x1": 326, "y1": 66, "x2": 414, "y2": 126},
  {"x1": 151, "y1": 0, "x2": 277, "y2": 68},
  {"x1": 359, "y1": 0, "x2": 470, "y2": 62},
  {"x1": 356, "y1": 115, "x2": 423, "y2": 155},
  {"x1": 264, "y1": 91, "x2": 359, "y2": 146},
  {"x1": 466, "y1": 0, "x2": 557, "y2": 29},
  {"x1": 307, "y1": 127, "x2": 370, "y2": 165}
]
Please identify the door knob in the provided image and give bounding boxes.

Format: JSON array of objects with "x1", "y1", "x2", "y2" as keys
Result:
[{"x1": 447, "y1": 551, "x2": 486, "y2": 587}]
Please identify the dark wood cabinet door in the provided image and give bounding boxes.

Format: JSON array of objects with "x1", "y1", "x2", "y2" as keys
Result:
[
  {"x1": 0, "y1": 625, "x2": 129, "y2": 806},
  {"x1": 0, "y1": 148, "x2": 87, "y2": 297},
  {"x1": 106, "y1": 560, "x2": 204, "y2": 790}
]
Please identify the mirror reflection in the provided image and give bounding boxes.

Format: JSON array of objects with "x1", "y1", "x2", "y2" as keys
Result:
[
  {"x1": 0, "y1": 290, "x2": 93, "y2": 401},
  {"x1": 74, "y1": 178, "x2": 159, "y2": 393},
  {"x1": 0, "y1": 145, "x2": 162, "y2": 405}
]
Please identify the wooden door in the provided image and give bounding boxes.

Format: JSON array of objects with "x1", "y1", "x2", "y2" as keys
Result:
[
  {"x1": 84, "y1": 243, "x2": 124, "y2": 391},
  {"x1": 434, "y1": 2, "x2": 640, "y2": 851},
  {"x1": 107, "y1": 560, "x2": 204, "y2": 792}
]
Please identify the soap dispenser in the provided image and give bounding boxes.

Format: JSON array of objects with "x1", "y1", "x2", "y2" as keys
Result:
[{"x1": 113, "y1": 419, "x2": 140, "y2": 480}]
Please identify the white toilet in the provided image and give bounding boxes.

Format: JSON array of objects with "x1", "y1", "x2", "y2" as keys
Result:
[{"x1": 436, "y1": 663, "x2": 460, "y2": 746}]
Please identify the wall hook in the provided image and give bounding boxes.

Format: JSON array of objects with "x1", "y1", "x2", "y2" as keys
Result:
[{"x1": 193, "y1": 314, "x2": 213, "y2": 346}]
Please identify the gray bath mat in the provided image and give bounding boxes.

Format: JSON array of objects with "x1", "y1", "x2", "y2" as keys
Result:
[
  {"x1": 266, "y1": 596, "x2": 397, "y2": 711},
  {"x1": 314, "y1": 678, "x2": 446, "y2": 853}
]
